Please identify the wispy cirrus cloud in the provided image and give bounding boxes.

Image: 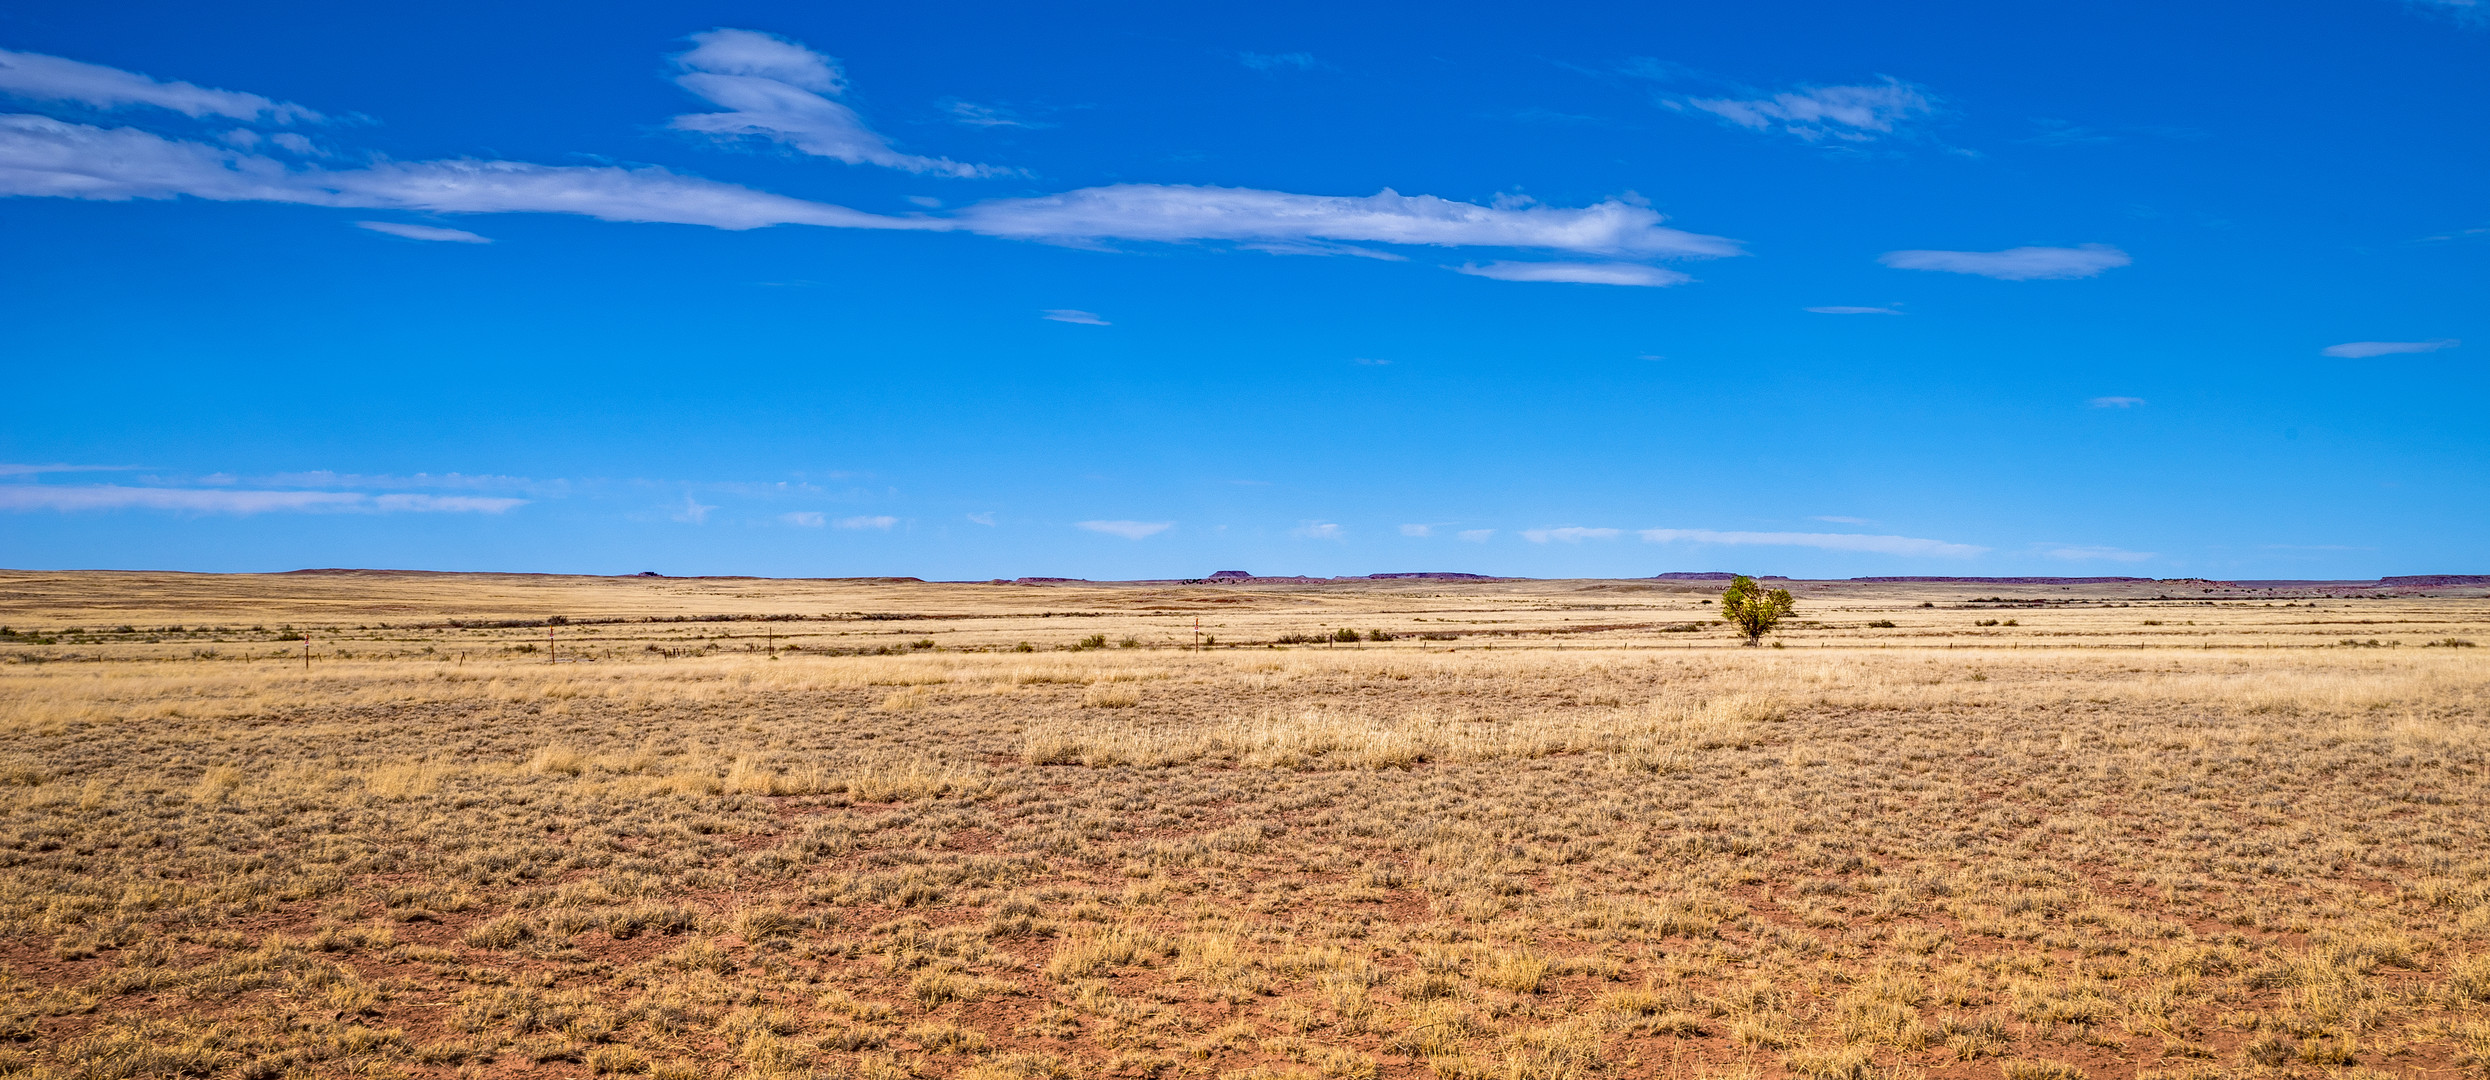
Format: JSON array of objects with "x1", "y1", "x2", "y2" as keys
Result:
[
  {"x1": 1454, "y1": 261, "x2": 1690, "y2": 286},
  {"x1": 2401, "y1": 0, "x2": 2485, "y2": 27},
  {"x1": 1293, "y1": 522, "x2": 1344, "y2": 539},
  {"x1": 1879, "y1": 244, "x2": 2130, "y2": 280},
  {"x1": 0, "y1": 112, "x2": 904, "y2": 229},
  {"x1": 0, "y1": 462, "x2": 141, "y2": 476},
  {"x1": 782, "y1": 511, "x2": 825, "y2": 527},
  {"x1": 1237, "y1": 52, "x2": 1320, "y2": 72},
  {"x1": 1041, "y1": 309, "x2": 1109, "y2": 325},
  {"x1": 250, "y1": 470, "x2": 558, "y2": 495},
  {"x1": 0, "y1": 46, "x2": 1739, "y2": 281},
  {"x1": 834, "y1": 514, "x2": 897, "y2": 530},
  {"x1": 0, "y1": 485, "x2": 522, "y2": 514},
  {"x1": 2321, "y1": 339, "x2": 2458, "y2": 358},
  {"x1": 1077, "y1": 520, "x2": 1172, "y2": 539},
  {"x1": 1659, "y1": 75, "x2": 1936, "y2": 143},
  {"x1": 1640, "y1": 527, "x2": 1985, "y2": 557},
  {"x1": 951, "y1": 186, "x2": 1738, "y2": 260},
  {"x1": 0, "y1": 118, "x2": 1730, "y2": 264},
  {"x1": 1457, "y1": 529, "x2": 1495, "y2": 542},
  {"x1": 356, "y1": 220, "x2": 489, "y2": 243},
  {"x1": 668, "y1": 29, "x2": 1005, "y2": 179},
  {"x1": 670, "y1": 495, "x2": 718, "y2": 524},
  {"x1": 941, "y1": 100, "x2": 1041, "y2": 129},
  {"x1": 0, "y1": 47, "x2": 321, "y2": 123},
  {"x1": 1523, "y1": 526, "x2": 1621, "y2": 543},
  {"x1": 2089, "y1": 396, "x2": 2147, "y2": 408}
]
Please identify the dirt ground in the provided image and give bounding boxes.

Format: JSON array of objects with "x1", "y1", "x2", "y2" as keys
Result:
[{"x1": 0, "y1": 570, "x2": 2485, "y2": 1080}]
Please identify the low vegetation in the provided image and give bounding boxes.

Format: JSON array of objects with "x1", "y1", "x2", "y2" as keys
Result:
[{"x1": 0, "y1": 573, "x2": 2483, "y2": 1079}]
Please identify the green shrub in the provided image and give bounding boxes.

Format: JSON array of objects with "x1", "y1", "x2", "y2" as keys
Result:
[{"x1": 1719, "y1": 576, "x2": 1795, "y2": 646}]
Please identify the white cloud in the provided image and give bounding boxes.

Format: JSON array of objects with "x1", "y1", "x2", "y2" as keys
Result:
[
  {"x1": 782, "y1": 511, "x2": 825, "y2": 527},
  {"x1": 669, "y1": 29, "x2": 1000, "y2": 178},
  {"x1": 2321, "y1": 338, "x2": 2458, "y2": 358},
  {"x1": 1523, "y1": 526, "x2": 1622, "y2": 543},
  {"x1": 1878, "y1": 244, "x2": 2130, "y2": 280},
  {"x1": 2403, "y1": 0, "x2": 2486, "y2": 25},
  {"x1": 0, "y1": 485, "x2": 520, "y2": 514},
  {"x1": 1806, "y1": 305, "x2": 1900, "y2": 315},
  {"x1": 965, "y1": 511, "x2": 996, "y2": 525},
  {"x1": 834, "y1": 514, "x2": 897, "y2": 529},
  {"x1": 1238, "y1": 52, "x2": 1319, "y2": 71},
  {"x1": 943, "y1": 100, "x2": 1033, "y2": 128},
  {"x1": 1077, "y1": 519, "x2": 1172, "y2": 539},
  {"x1": 2089, "y1": 396, "x2": 2147, "y2": 408},
  {"x1": 1399, "y1": 523, "x2": 1434, "y2": 537},
  {"x1": 0, "y1": 115, "x2": 1729, "y2": 266},
  {"x1": 1041, "y1": 309, "x2": 1109, "y2": 325},
  {"x1": 1454, "y1": 261, "x2": 1690, "y2": 286},
  {"x1": 2043, "y1": 545, "x2": 2154, "y2": 562},
  {"x1": 1293, "y1": 522, "x2": 1344, "y2": 539},
  {"x1": 672, "y1": 495, "x2": 717, "y2": 524},
  {"x1": 1812, "y1": 515, "x2": 1870, "y2": 524},
  {"x1": 355, "y1": 220, "x2": 490, "y2": 243},
  {"x1": 1457, "y1": 529, "x2": 1495, "y2": 542},
  {"x1": 367, "y1": 494, "x2": 528, "y2": 512},
  {"x1": 0, "y1": 48, "x2": 320, "y2": 123},
  {"x1": 951, "y1": 186, "x2": 1740, "y2": 259},
  {"x1": 1639, "y1": 527, "x2": 1985, "y2": 558},
  {"x1": 0, "y1": 49, "x2": 1740, "y2": 274},
  {"x1": 0, "y1": 462, "x2": 138, "y2": 476},
  {"x1": 1675, "y1": 77, "x2": 1934, "y2": 143},
  {"x1": 0, "y1": 114, "x2": 911, "y2": 229},
  {"x1": 251, "y1": 470, "x2": 554, "y2": 494}
]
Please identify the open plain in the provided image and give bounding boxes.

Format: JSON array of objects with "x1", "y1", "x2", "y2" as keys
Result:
[{"x1": 0, "y1": 570, "x2": 2487, "y2": 1080}]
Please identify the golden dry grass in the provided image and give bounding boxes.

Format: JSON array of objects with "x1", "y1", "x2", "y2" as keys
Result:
[{"x1": 0, "y1": 571, "x2": 2484, "y2": 1080}]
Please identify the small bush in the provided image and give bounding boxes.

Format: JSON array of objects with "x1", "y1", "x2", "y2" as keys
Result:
[
  {"x1": 462, "y1": 913, "x2": 535, "y2": 949},
  {"x1": 1480, "y1": 952, "x2": 1549, "y2": 993},
  {"x1": 1865, "y1": 619, "x2": 1897, "y2": 628},
  {"x1": 2001, "y1": 1059, "x2": 2087, "y2": 1080}
]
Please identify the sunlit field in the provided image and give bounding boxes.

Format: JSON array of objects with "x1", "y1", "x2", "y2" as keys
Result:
[{"x1": 1, "y1": 571, "x2": 2487, "y2": 1080}]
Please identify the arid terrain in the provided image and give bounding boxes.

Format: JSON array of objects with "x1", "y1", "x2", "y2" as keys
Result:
[{"x1": 0, "y1": 569, "x2": 2487, "y2": 1080}]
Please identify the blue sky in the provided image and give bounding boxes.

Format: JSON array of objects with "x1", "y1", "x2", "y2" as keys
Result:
[{"x1": 1, "y1": 0, "x2": 2483, "y2": 580}]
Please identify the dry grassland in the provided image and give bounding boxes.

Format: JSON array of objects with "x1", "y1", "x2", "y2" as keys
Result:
[{"x1": 0, "y1": 571, "x2": 2486, "y2": 1080}]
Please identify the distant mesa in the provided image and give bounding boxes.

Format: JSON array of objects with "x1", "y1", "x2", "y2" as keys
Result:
[
  {"x1": 1849, "y1": 576, "x2": 2150, "y2": 585},
  {"x1": 1203, "y1": 570, "x2": 1500, "y2": 583},
  {"x1": 633, "y1": 571, "x2": 663, "y2": 577},
  {"x1": 2380, "y1": 575, "x2": 2490, "y2": 587},
  {"x1": 1650, "y1": 572, "x2": 1738, "y2": 581}
]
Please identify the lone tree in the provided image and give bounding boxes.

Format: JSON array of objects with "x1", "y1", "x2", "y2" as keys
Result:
[{"x1": 1718, "y1": 575, "x2": 1796, "y2": 646}]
